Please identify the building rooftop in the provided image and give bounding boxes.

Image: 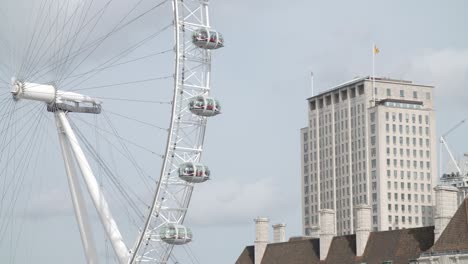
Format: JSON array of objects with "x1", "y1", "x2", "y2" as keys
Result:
[
  {"x1": 235, "y1": 198, "x2": 468, "y2": 264},
  {"x1": 425, "y1": 198, "x2": 468, "y2": 255},
  {"x1": 307, "y1": 76, "x2": 433, "y2": 101}
]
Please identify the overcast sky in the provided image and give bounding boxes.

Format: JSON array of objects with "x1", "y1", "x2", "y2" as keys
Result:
[{"x1": 1, "y1": 0, "x2": 468, "y2": 263}]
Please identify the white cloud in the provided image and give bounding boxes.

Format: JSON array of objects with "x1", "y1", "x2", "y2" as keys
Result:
[
  {"x1": 187, "y1": 177, "x2": 296, "y2": 227},
  {"x1": 406, "y1": 48, "x2": 468, "y2": 97},
  {"x1": 18, "y1": 188, "x2": 73, "y2": 220}
]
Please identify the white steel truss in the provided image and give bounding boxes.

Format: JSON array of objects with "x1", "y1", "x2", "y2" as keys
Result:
[{"x1": 129, "y1": 0, "x2": 217, "y2": 263}]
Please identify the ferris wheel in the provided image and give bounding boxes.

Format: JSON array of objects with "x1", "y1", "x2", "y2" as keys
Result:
[{"x1": 0, "y1": 0, "x2": 223, "y2": 263}]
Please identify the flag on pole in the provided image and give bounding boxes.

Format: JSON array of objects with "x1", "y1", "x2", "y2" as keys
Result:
[{"x1": 373, "y1": 45, "x2": 380, "y2": 54}]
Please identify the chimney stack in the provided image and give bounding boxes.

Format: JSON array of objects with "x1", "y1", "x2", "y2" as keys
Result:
[
  {"x1": 434, "y1": 185, "x2": 458, "y2": 241},
  {"x1": 310, "y1": 226, "x2": 320, "y2": 238},
  {"x1": 272, "y1": 223, "x2": 286, "y2": 243},
  {"x1": 254, "y1": 217, "x2": 269, "y2": 264},
  {"x1": 355, "y1": 204, "x2": 372, "y2": 256},
  {"x1": 319, "y1": 209, "x2": 336, "y2": 261}
]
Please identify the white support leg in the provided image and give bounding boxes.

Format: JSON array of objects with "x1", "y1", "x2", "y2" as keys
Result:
[
  {"x1": 56, "y1": 115, "x2": 99, "y2": 264},
  {"x1": 56, "y1": 111, "x2": 130, "y2": 264}
]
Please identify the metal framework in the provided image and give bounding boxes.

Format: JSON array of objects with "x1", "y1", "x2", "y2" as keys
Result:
[
  {"x1": 129, "y1": 0, "x2": 215, "y2": 262},
  {"x1": 8, "y1": 0, "x2": 218, "y2": 263}
]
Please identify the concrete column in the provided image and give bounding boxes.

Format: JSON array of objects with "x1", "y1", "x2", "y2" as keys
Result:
[
  {"x1": 319, "y1": 209, "x2": 336, "y2": 260},
  {"x1": 434, "y1": 185, "x2": 458, "y2": 241},
  {"x1": 355, "y1": 204, "x2": 372, "y2": 256},
  {"x1": 272, "y1": 224, "x2": 286, "y2": 243},
  {"x1": 254, "y1": 217, "x2": 269, "y2": 264}
]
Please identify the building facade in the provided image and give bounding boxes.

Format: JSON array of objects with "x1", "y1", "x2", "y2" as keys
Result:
[{"x1": 301, "y1": 77, "x2": 438, "y2": 235}]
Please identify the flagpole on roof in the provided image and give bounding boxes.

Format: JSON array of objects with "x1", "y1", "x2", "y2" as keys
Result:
[
  {"x1": 310, "y1": 71, "x2": 314, "y2": 97},
  {"x1": 372, "y1": 43, "x2": 376, "y2": 105},
  {"x1": 372, "y1": 44, "x2": 380, "y2": 105}
]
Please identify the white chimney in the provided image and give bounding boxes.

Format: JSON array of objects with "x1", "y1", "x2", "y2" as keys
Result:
[
  {"x1": 272, "y1": 223, "x2": 286, "y2": 243},
  {"x1": 355, "y1": 204, "x2": 372, "y2": 256},
  {"x1": 434, "y1": 185, "x2": 458, "y2": 241},
  {"x1": 319, "y1": 209, "x2": 336, "y2": 261},
  {"x1": 310, "y1": 225, "x2": 320, "y2": 238},
  {"x1": 254, "y1": 217, "x2": 269, "y2": 264}
]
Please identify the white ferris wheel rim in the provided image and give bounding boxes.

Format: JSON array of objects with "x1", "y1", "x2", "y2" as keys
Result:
[{"x1": 129, "y1": 1, "x2": 216, "y2": 262}]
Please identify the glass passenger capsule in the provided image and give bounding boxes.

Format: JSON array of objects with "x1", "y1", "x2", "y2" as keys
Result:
[
  {"x1": 178, "y1": 162, "x2": 210, "y2": 183},
  {"x1": 159, "y1": 224, "x2": 193, "y2": 245},
  {"x1": 189, "y1": 96, "x2": 221, "y2": 117},
  {"x1": 192, "y1": 28, "x2": 224, "y2": 50}
]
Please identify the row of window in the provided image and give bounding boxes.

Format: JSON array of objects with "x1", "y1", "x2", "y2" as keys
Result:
[
  {"x1": 388, "y1": 215, "x2": 421, "y2": 225},
  {"x1": 385, "y1": 112, "x2": 430, "y2": 124},
  {"x1": 385, "y1": 123, "x2": 430, "y2": 136},
  {"x1": 388, "y1": 204, "x2": 431, "y2": 214},
  {"x1": 387, "y1": 181, "x2": 431, "y2": 191},
  {"x1": 383, "y1": 101, "x2": 422, "y2": 109},
  {"x1": 386, "y1": 147, "x2": 431, "y2": 158},
  {"x1": 387, "y1": 192, "x2": 431, "y2": 203},
  {"x1": 388, "y1": 181, "x2": 431, "y2": 191},
  {"x1": 384, "y1": 159, "x2": 431, "y2": 170},
  {"x1": 387, "y1": 170, "x2": 432, "y2": 181},
  {"x1": 384, "y1": 136, "x2": 431, "y2": 147},
  {"x1": 385, "y1": 88, "x2": 430, "y2": 100}
]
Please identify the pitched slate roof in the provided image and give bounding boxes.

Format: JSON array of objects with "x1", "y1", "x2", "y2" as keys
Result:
[
  {"x1": 235, "y1": 246, "x2": 254, "y2": 264},
  {"x1": 260, "y1": 239, "x2": 320, "y2": 264},
  {"x1": 325, "y1": 235, "x2": 357, "y2": 264},
  {"x1": 429, "y1": 198, "x2": 468, "y2": 253},
  {"x1": 360, "y1": 226, "x2": 434, "y2": 264},
  {"x1": 235, "y1": 198, "x2": 468, "y2": 263}
]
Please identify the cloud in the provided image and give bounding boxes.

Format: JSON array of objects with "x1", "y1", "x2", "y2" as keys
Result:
[
  {"x1": 187, "y1": 177, "x2": 296, "y2": 227},
  {"x1": 405, "y1": 48, "x2": 468, "y2": 97},
  {"x1": 18, "y1": 188, "x2": 73, "y2": 220}
]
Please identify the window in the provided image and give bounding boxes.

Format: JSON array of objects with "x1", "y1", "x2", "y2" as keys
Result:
[
  {"x1": 370, "y1": 112, "x2": 376, "y2": 123},
  {"x1": 413, "y1": 91, "x2": 418, "y2": 99},
  {"x1": 426, "y1": 92, "x2": 431, "y2": 100},
  {"x1": 400, "y1": 90, "x2": 405, "y2": 97}
]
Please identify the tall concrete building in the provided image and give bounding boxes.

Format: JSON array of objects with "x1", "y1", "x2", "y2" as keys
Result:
[{"x1": 301, "y1": 77, "x2": 438, "y2": 235}]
